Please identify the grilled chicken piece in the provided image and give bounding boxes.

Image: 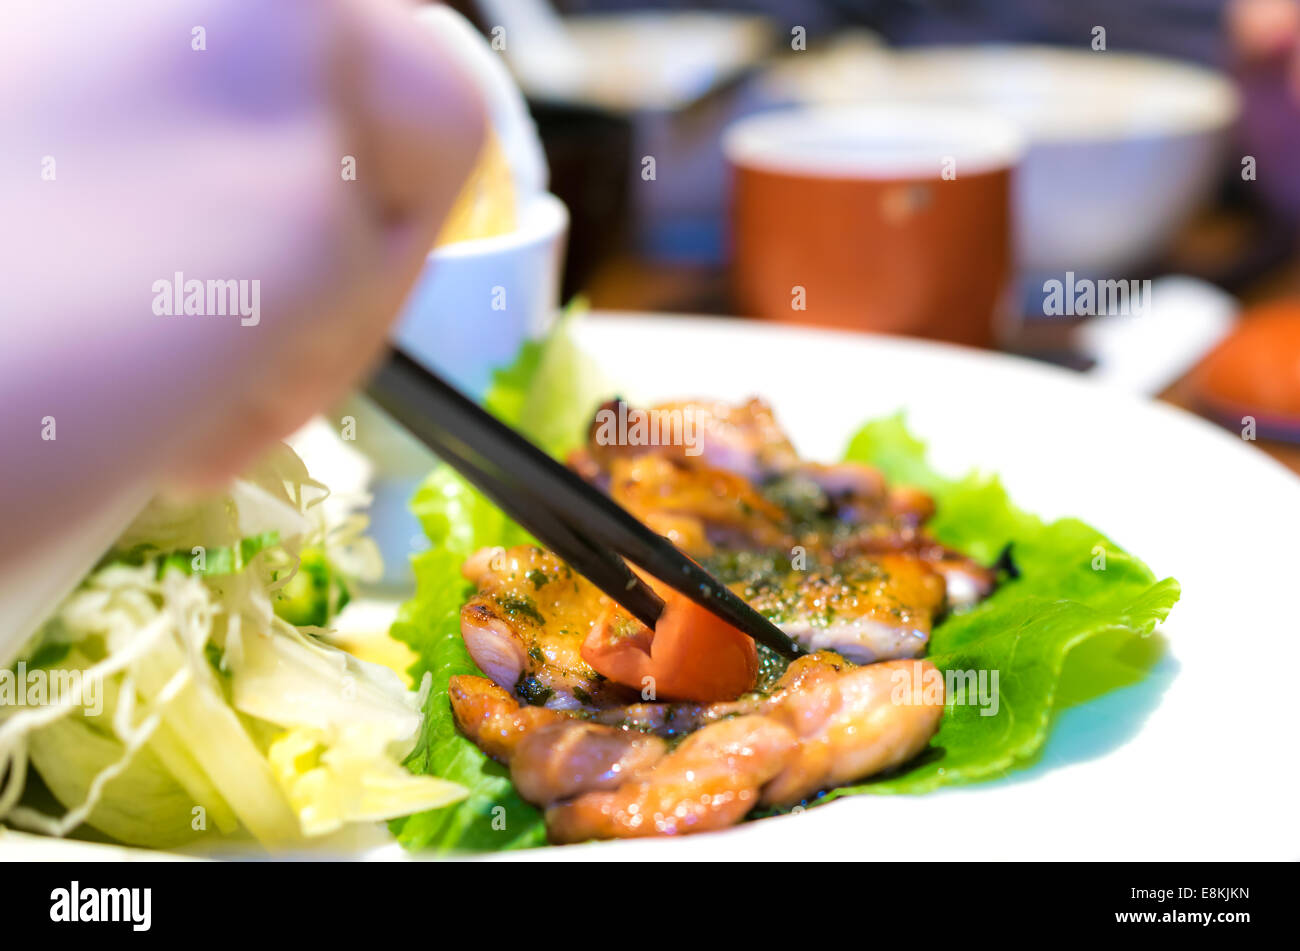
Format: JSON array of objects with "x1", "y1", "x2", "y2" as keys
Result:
[
  {"x1": 462, "y1": 399, "x2": 992, "y2": 712},
  {"x1": 775, "y1": 555, "x2": 945, "y2": 662},
  {"x1": 566, "y1": 544, "x2": 946, "y2": 667},
  {"x1": 585, "y1": 397, "x2": 800, "y2": 482},
  {"x1": 767, "y1": 467, "x2": 995, "y2": 609},
  {"x1": 544, "y1": 715, "x2": 798, "y2": 843},
  {"x1": 706, "y1": 550, "x2": 947, "y2": 664},
  {"x1": 583, "y1": 650, "x2": 850, "y2": 735},
  {"x1": 786, "y1": 463, "x2": 935, "y2": 527},
  {"x1": 451, "y1": 398, "x2": 991, "y2": 840},
  {"x1": 836, "y1": 536, "x2": 997, "y2": 610},
  {"x1": 449, "y1": 675, "x2": 667, "y2": 804},
  {"x1": 447, "y1": 671, "x2": 564, "y2": 760},
  {"x1": 586, "y1": 650, "x2": 943, "y2": 766},
  {"x1": 458, "y1": 547, "x2": 949, "y2": 707},
  {"x1": 589, "y1": 697, "x2": 754, "y2": 736},
  {"x1": 450, "y1": 651, "x2": 944, "y2": 841},
  {"x1": 579, "y1": 401, "x2": 992, "y2": 614},
  {"x1": 514, "y1": 721, "x2": 669, "y2": 805},
  {"x1": 921, "y1": 551, "x2": 995, "y2": 609},
  {"x1": 760, "y1": 656, "x2": 944, "y2": 806},
  {"x1": 607, "y1": 454, "x2": 791, "y2": 556},
  {"x1": 460, "y1": 546, "x2": 634, "y2": 710}
]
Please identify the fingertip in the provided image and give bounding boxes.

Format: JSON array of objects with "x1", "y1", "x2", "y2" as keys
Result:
[{"x1": 339, "y1": 0, "x2": 488, "y2": 229}]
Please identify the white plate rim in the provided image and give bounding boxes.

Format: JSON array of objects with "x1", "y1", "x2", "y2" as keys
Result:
[{"x1": 7, "y1": 314, "x2": 1298, "y2": 861}]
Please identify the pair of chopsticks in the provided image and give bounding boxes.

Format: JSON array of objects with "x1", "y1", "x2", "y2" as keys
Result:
[{"x1": 366, "y1": 348, "x2": 803, "y2": 659}]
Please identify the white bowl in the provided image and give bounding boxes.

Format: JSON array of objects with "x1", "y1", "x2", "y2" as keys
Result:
[
  {"x1": 768, "y1": 44, "x2": 1239, "y2": 275},
  {"x1": 392, "y1": 191, "x2": 568, "y2": 398},
  {"x1": 508, "y1": 10, "x2": 775, "y2": 111},
  {"x1": 371, "y1": 192, "x2": 567, "y2": 586}
]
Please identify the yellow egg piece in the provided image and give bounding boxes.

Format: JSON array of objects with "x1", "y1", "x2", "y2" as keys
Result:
[{"x1": 437, "y1": 129, "x2": 517, "y2": 246}]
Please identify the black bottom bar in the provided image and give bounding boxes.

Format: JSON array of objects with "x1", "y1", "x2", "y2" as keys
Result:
[{"x1": 3, "y1": 859, "x2": 1286, "y2": 936}]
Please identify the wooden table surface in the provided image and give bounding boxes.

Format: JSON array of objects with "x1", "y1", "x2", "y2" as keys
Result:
[{"x1": 581, "y1": 210, "x2": 1300, "y2": 478}]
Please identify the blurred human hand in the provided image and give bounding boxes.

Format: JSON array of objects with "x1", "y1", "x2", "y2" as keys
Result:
[
  {"x1": 1228, "y1": 0, "x2": 1300, "y2": 68},
  {"x1": 0, "y1": 0, "x2": 484, "y2": 559},
  {"x1": 1226, "y1": 0, "x2": 1300, "y2": 220}
]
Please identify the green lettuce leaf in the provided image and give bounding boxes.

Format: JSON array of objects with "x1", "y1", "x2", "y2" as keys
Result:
[
  {"x1": 387, "y1": 309, "x2": 602, "y2": 853},
  {"x1": 827, "y1": 414, "x2": 1179, "y2": 796},
  {"x1": 390, "y1": 325, "x2": 1179, "y2": 850},
  {"x1": 385, "y1": 473, "x2": 544, "y2": 853}
]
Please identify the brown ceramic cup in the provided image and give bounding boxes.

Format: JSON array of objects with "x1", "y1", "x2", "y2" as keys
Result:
[{"x1": 725, "y1": 106, "x2": 1023, "y2": 348}]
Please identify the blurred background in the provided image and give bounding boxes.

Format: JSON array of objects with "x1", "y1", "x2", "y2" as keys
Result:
[{"x1": 409, "y1": 0, "x2": 1300, "y2": 476}]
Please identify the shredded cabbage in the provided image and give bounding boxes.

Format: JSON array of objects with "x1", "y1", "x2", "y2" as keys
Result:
[{"x1": 0, "y1": 443, "x2": 465, "y2": 850}]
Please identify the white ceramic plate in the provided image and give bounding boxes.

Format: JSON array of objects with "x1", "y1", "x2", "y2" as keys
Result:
[
  {"x1": 8, "y1": 315, "x2": 1299, "y2": 861},
  {"x1": 498, "y1": 315, "x2": 1300, "y2": 861}
]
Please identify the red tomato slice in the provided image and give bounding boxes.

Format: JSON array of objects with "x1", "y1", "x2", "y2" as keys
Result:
[{"x1": 581, "y1": 584, "x2": 759, "y2": 703}]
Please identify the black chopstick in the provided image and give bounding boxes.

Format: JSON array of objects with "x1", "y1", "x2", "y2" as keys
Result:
[
  {"x1": 392, "y1": 418, "x2": 667, "y2": 630},
  {"x1": 366, "y1": 348, "x2": 804, "y2": 659}
]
